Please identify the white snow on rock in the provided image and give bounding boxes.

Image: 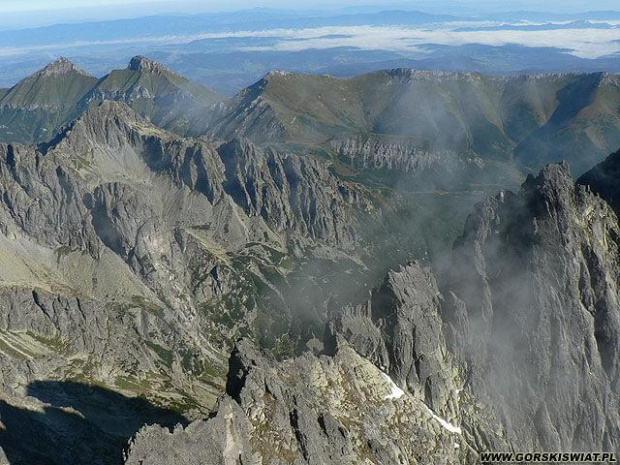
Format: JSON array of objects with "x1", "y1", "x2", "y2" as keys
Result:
[
  {"x1": 381, "y1": 372, "x2": 405, "y2": 400},
  {"x1": 421, "y1": 403, "x2": 462, "y2": 434},
  {"x1": 377, "y1": 370, "x2": 462, "y2": 435}
]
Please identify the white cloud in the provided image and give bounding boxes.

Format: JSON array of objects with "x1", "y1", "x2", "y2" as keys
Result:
[
  {"x1": 0, "y1": 22, "x2": 618, "y2": 59},
  {"x1": 237, "y1": 25, "x2": 620, "y2": 59}
]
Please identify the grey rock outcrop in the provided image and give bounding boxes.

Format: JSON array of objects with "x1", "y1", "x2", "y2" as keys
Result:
[
  {"x1": 332, "y1": 136, "x2": 464, "y2": 173},
  {"x1": 0, "y1": 100, "x2": 368, "y2": 441},
  {"x1": 219, "y1": 138, "x2": 357, "y2": 246},
  {"x1": 330, "y1": 263, "x2": 462, "y2": 415},
  {"x1": 125, "y1": 339, "x2": 470, "y2": 465},
  {"x1": 443, "y1": 161, "x2": 620, "y2": 452}
]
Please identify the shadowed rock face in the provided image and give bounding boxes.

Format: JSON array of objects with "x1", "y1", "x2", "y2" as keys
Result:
[
  {"x1": 443, "y1": 161, "x2": 620, "y2": 451},
  {"x1": 0, "y1": 381, "x2": 187, "y2": 465},
  {"x1": 578, "y1": 148, "x2": 620, "y2": 215}
]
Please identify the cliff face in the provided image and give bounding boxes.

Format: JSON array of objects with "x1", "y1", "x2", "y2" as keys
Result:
[
  {"x1": 330, "y1": 264, "x2": 461, "y2": 413},
  {"x1": 331, "y1": 136, "x2": 465, "y2": 173},
  {"x1": 0, "y1": 100, "x2": 373, "y2": 463},
  {"x1": 218, "y1": 138, "x2": 357, "y2": 246},
  {"x1": 444, "y1": 162, "x2": 620, "y2": 451},
  {"x1": 125, "y1": 160, "x2": 620, "y2": 463}
]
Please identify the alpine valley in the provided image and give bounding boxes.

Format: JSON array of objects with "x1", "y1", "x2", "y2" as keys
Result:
[{"x1": 0, "y1": 56, "x2": 619, "y2": 464}]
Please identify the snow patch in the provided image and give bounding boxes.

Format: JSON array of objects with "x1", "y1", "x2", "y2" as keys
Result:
[
  {"x1": 421, "y1": 403, "x2": 462, "y2": 434},
  {"x1": 381, "y1": 372, "x2": 405, "y2": 400}
]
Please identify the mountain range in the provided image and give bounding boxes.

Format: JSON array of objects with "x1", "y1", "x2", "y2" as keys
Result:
[
  {"x1": 3, "y1": 58, "x2": 620, "y2": 178},
  {"x1": 0, "y1": 57, "x2": 225, "y2": 144},
  {"x1": 0, "y1": 57, "x2": 619, "y2": 464}
]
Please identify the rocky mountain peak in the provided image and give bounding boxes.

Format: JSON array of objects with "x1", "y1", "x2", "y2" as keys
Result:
[
  {"x1": 524, "y1": 160, "x2": 573, "y2": 191},
  {"x1": 522, "y1": 161, "x2": 575, "y2": 208},
  {"x1": 128, "y1": 56, "x2": 172, "y2": 74},
  {"x1": 445, "y1": 160, "x2": 620, "y2": 452},
  {"x1": 264, "y1": 69, "x2": 292, "y2": 79},
  {"x1": 40, "y1": 57, "x2": 90, "y2": 77},
  {"x1": 62, "y1": 100, "x2": 143, "y2": 136},
  {"x1": 43, "y1": 100, "x2": 146, "y2": 154},
  {"x1": 84, "y1": 99, "x2": 141, "y2": 122}
]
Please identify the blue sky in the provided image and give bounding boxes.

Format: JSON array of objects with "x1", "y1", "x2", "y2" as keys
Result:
[
  {"x1": 0, "y1": 0, "x2": 619, "y2": 29},
  {"x1": 2, "y1": 0, "x2": 620, "y2": 14}
]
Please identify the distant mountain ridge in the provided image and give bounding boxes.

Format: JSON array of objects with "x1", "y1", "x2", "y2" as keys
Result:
[
  {"x1": 1, "y1": 53, "x2": 620, "y2": 463},
  {"x1": 2, "y1": 58, "x2": 620, "y2": 176},
  {"x1": 0, "y1": 56, "x2": 228, "y2": 144},
  {"x1": 213, "y1": 68, "x2": 620, "y2": 175}
]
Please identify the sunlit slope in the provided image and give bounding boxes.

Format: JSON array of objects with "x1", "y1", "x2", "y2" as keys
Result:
[
  {"x1": 215, "y1": 69, "x2": 620, "y2": 174},
  {"x1": 0, "y1": 57, "x2": 97, "y2": 143},
  {"x1": 0, "y1": 56, "x2": 228, "y2": 144},
  {"x1": 89, "y1": 56, "x2": 228, "y2": 137}
]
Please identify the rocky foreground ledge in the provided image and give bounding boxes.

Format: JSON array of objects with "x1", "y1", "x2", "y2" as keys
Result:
[{"x1": 125, "y1": 337, "x2": 468, "y2": 465}]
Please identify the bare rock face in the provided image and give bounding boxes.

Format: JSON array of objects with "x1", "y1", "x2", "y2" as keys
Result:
[
  {"x1": 219, "y1": 138, "x2": 357, "y2": 246},
  {"x1": 330, "y1": 263, "x2": 462, "y2": 414},
  {"x1": 128, "y1": 56, "x2": 172, "y2": 74},
  {"x1": 443, "y1": 161, "x2": 620, "y2": 452},
  {"x1": 125, "y1": 339, "x2": 470, "y2": 465},
  {"x1": 123, "y1": 397, "x2": 253, "y2": 465},
  {"x1": 332, "y1": 136, "x2": 464, "y2": 173},
  {"x1": 131, "y1": 161, "x2": 620, "y2": 464},
  {"x1": 0, "y1": 100, "x2": 372, "y2": 463}
]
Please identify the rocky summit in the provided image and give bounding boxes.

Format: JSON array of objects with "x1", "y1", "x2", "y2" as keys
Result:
[{"x1": 0, "y1": 57, "x2": 618, "y2": 464}]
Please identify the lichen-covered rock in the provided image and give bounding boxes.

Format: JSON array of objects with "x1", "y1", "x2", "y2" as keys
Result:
[{"x1": 126, "y1": 339, "x2": 470, "y2": 465}]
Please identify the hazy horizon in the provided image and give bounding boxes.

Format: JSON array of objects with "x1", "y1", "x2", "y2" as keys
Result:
[
  {"x1": 1, "y1": 0, "x2": 620, "y2": 29},
  {"x1": 0, "y1": 0, "x2": 619, "y2": 94}
]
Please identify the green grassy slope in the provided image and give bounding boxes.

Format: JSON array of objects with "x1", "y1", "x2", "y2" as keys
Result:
[
  {"x1": 216, "y1": 69, "x2": 620, "y2": 175},
  {"x1": 89, "y1": 56, "x2": 228, "y2": 137},
  {"x1": 0, "y1": 56, "x2": 228, "y2": 144},
  {"x1": 0, "y1": 58, "x2": 97, "y2": 144}
]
